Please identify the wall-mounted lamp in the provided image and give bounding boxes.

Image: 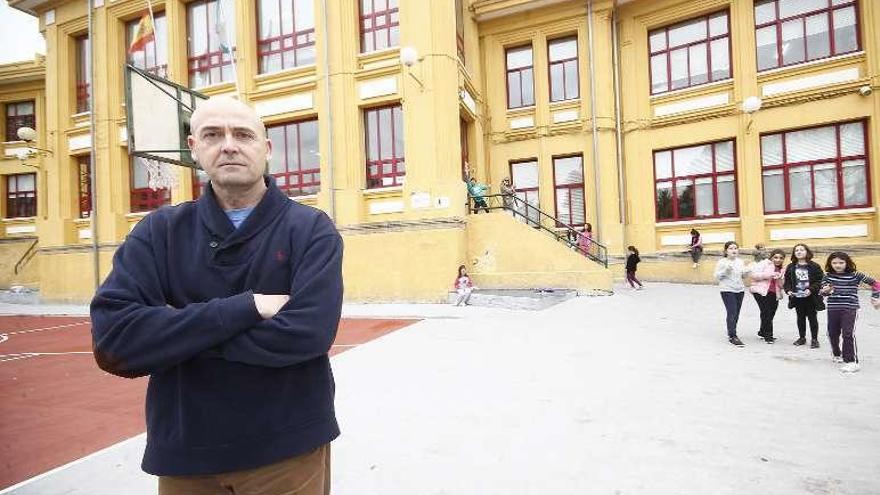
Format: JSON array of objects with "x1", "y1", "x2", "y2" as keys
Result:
[
  {"x1": 400, "y1": 46, "x2": 425, "y2": 90},
  {"x1": 13, "y1": 127, "x2": 52, "y2": 166},
  {"x1": 742, "y1": 96, "x2": 762, "y2": 114},
  {"x1": 741, "y1": 96, "x2": 762, "y2": 134}
]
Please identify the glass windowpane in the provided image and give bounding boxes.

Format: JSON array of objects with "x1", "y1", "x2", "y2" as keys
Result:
[
  {"x1": 715, "y1": 141, "x2": 734, "y2": 172},
  {"x1": 709, "y1": 14, "x2": 728, "y2": 37},
  {"x1": 695, "y1": 179, "x2": 714, "y2": 217},
  {"x1": 668, "y1": 18, "x2": 707, "y2": 48},
  {"x1": 676, "y1": 179, "x2": 695, "y2": 218},
  {"x1": 655, "y1": 151, "x2": 672, "y2": 179},
  {"x1": 762, "y1": 134, "x2": 783, "y2": 166},
  {"x1": 650, "y1": 53, "x2": 668, "y2": 93},
  {"x1": 549, "y1": 38, "x2": 577, "y2": 61},
  {"x1": 755, "y1": 2, "x2": 776, "y2": 25},
  {"x1": 673, "y1": 144, "x2": 713, "y2": 176},
  {"x1": 842, "y1": 159, "x2": 867, "y2": 206},
  {"x1": 805, "y1": 13, "x2": 831, "y2": 60},
  {"x1": 506, "y1": 46, "x2": 532, "y2": 69},
  {"x1": 689, "y1": 43, "x2": 708, "y2": 86},
  {"x1": 840, "y1": 122, "x2": 865, "y2": 156},
  {"x1": 717, "y1": 176, "x2": 736, "y2": 215},
  {"x1": 656, "y1": 182, "x2": 673, "y2": 219},
  {"x1": 763, "y1": 170, "x2": 785, "y2": 212},
  {"x1": 813, "y1": 163, "x2": 839, "y2": 208},
  {"x1": 781, "y1": 19, "x2": 806, "y2": 65},
  {"x1": 756, "y1": 25, "x2": 779, "y2": 70},
  {"x1": 788, "y1": 165, "x2": 813, "y2": 210},
  {"x1": 833, "y1": 7, "x2": 858, "y2": 54},
  {"x1": 649, "y1": 30, "x2": 666, "y2": 52},
  {"x1": 786, "y1": 126, "x2": 836, "y2": 163},
  {"x1": 670, "y1": 48, "x2": 688, "y2": 90},
  {"x1": 710, "y1": 38, "x2": 730, "y2": 80}
]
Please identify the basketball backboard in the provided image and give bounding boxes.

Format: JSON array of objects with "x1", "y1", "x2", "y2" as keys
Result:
[{"x1": 124, "y1": 64, "x2": 207, "y2": 168}]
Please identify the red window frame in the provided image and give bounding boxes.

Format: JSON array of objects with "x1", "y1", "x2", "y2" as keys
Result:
[
  {"x1": 548, "y1": 37, "x2": 579, "y2": 102},
  {"x1": 127, "y1": 12, "x2": 168, "y2": 79},
  {"x1": 130, "y1": 157, "x2": 171, "y2": 213},
  {"x1": 257, "y1": 0, "x2": 316, "y2": 74},
  {"x1": 653, "y1": 139, "x2": 738, "y2": 222},
  {"x1": 6, "y1": 173, "x2": 37, "y2": 218},
  {"x1": 5, "y1": 101, "x2": 35, "y2": 142},
  {"x1": 359, "y1": 0, "x2": 399, "y2": 53},
  {"x1": 506, "y1": 44, "x2": 534, "y2": 109},
  {"x1": 267, "y1": 119, "x2": 321, "y2": 197},
  {"x1": 552, "y1": 154, "x2": 585, "y2": 227},
  {"x1": 754, "y1": 0, "x2": 861, "y2": 72},
  {"x1": 455, "y1": 0, "x2": 465, "y2": 63},
  {"x1": 78, "y1": 155, "x2": 92, "y2": 218},
  {"x1": 460, "y1": 119, "x2": 469, "y2": 181},
  {"x1": 364, "y1": 104, "x2": 405, "y2": 189},
  {"x1": 648, "y1": 11, "x2": 731, "y2": 95},
  {"x1": 509, "y1": 159, "x2": 540, "y2": 226},
  {"x1": 192, "y1": 168, "x2": 209, "y2": 199},
  {"x1": 76, "y1": 36, "x2": 90, "y2": 113},
  {"x1": 187, "y1": 0, "x2": 237, "y2": 88},
  {"x1": 760, "y1": 120, "x2": 871, "y2": 214}
]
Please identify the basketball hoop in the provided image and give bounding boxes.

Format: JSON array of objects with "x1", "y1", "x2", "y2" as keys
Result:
[{"x1": 144, "y1": 158, "x2": 179, "y2": 190}]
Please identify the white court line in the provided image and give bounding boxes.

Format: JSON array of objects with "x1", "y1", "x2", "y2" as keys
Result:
[
  {"x1": 4, "y1": 321, "x2": 91, "y2": 337},
  {"x1": 0, "y1": 433, "x2": 146, "y2": 495},
  {"x1": 0, "y1": 351, "x2": 93, "y2": 363},
  {"x1": 332, "y1": 344, "x2": 358, "y2": 348}
]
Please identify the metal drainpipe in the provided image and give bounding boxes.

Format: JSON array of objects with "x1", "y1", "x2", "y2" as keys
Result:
[
  {"x1": 320, "y1": 0, "x2": 336, "y2": 221},
  {"x1": 611, "y1": 8, "x2": 627, "y2": 248},
  {"x1": 586, "y1": 0, "x2": 602, "y2": 242},
  {"x1": 88, "y1": 0, "x2": 100, "y2": 291}
]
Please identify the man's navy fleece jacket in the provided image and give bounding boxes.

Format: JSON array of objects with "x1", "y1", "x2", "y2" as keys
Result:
[{"x1": 90, "y1": 177, "x2": 344, "y2": 476}]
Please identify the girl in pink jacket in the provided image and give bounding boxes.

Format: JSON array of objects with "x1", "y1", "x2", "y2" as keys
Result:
[{"x1": 749, "y1": 248, "x2": 786, "y2": 343}]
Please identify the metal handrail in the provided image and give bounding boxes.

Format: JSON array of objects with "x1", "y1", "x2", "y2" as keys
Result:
[
  {"x1": 14, "y1": 239, "x2": 38, "y2": 275},
  {"x1": 468, "y1": 193, "x2": 608, "y2": 267}
]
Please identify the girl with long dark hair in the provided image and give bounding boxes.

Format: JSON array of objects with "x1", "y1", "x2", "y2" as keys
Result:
[
  {"x1": 819, "y1": 252, "x2": 880, "y2": 372},
  {"x1": 689, "y1": 229, "x2": 703, "y2": 268},
  {"x1": 783, "y1": 244, "x2": 824, "y2": 348}
]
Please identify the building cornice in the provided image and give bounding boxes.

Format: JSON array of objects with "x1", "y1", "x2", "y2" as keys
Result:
[{"x1": 0, "y1": 57, "x2": 46, "y2": 85}]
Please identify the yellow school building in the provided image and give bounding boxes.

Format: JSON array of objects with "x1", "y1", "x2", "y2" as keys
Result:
[{"x1": 3, "y1": 0, "x2": 880, "y2": 302}]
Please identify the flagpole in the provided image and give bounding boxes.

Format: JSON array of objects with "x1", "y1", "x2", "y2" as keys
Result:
[
  {"x1": 216, "y1": 0, "x2": 241, "y2": 98},
  {"x1": 145, "y1": 0, "x2": 156, "y2": 40}
]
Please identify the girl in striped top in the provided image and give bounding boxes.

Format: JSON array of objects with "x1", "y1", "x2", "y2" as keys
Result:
[{"x1": 818, "y1": 252, "x2": 880, "y2": 373}]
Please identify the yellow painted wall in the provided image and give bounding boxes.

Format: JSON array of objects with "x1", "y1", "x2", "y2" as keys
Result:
[
  {"x1": 341, "y1": 224, "x2": 467, "y2": 302},
  {"x1": 9, "y1": 0, "x2": 880, "y2": 300},
  {"x1": 616, "y1": 0, "x2": 880, "y2": 282},
  {"x1": 467, "y1": 212, "x2": 612, "y2": 290},
  {"x1": 0, "y1": 239, "x2": 40, "y2": 288}
]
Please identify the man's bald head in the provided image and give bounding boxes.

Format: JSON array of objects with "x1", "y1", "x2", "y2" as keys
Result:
[{"x1": 189, "y1": 96, "x2": 267, "y2": 138}]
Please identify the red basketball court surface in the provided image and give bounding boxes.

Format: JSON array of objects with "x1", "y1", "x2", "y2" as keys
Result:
[{"x1": 0, "y1": 315, "x2": 417, "y2": 490}]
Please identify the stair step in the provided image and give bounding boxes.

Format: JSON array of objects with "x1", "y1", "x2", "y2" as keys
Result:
[{"x1": 448, "y1": 288, "x2": 579, "y2": 310}]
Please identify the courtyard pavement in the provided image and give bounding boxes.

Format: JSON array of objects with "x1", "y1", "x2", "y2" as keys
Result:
[{"x1": 3, "y1": 282, "x2": 880, "y2": 495}]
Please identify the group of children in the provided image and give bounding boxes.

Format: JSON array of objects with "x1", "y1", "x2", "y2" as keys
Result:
[
  {"x1": 456, "y1": 240, "x2": 876, "y2": 373},
  {"x1": 714, "y1": 241, "x2": 879, "y2": 373}
]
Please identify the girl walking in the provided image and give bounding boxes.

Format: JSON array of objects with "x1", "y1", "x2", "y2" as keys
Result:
[
  {"x1": 749, "y1": 248, "x2": 786, "y2": 343},
  {"x1": 625, "y1": 246, "x2": 644, "y2": 290},
  {"x1": 714, "y1": 241, "x2": 751, "y2": 346},
  {"x1": 453, "y1": 265, "x2": 474, "y2": 306},
  {"x1": 819, "y1": 252, "x2": 880, "y2": 373},
  {"x1": 783, "y1": 244, "x2": 825, "y2": 348},
  {"x1": 689, "y1": 229, "x2": 703, "y2": 268},
  {"x1": 578, "y1": 223, "x2": 593, "y2": 256}
]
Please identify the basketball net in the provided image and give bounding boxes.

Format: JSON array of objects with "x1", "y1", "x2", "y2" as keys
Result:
[{"x1": 144, "y1": 158, "x2": 179, "y2": 191}]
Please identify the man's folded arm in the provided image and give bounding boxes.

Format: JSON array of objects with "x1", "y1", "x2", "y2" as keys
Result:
[
  {"x1": 221, "y1": 215, "x2": 344, "y2": 368},
  {"x1": 90, "y1": 233, "x2": 263, "y2": 378}
]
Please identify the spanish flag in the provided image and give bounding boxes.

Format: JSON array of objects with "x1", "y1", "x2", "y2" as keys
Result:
[{"x1": 128, "y1": 13, "x2": 155, "y2": 54}]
